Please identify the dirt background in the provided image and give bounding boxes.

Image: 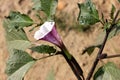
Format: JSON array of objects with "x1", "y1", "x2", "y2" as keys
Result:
[{"x1": 0, "y1": 0, "x2": 120, "y2": 80}]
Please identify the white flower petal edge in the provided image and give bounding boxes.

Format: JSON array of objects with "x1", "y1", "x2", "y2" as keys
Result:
[{"x1": 34, "y1": 21, "x2": 55, "y2": 40}]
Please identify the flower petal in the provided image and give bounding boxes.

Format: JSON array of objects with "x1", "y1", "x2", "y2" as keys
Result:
[{"x1": 34, "y1": 21, "x2": 55, "y2": 40}]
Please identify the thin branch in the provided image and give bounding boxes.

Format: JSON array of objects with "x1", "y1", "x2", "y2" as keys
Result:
[
  {"x1": 86, "y1": 9, "x2": 120, "y2": 80},
  {"x1": 37, "y1": 52, "x2": 61, "y2": 60},
  {"x1": 99, "y1": 20, "x2": 104, "y2": 26},
  {"x1": 101, "y1": 54, "x2": 120, "y2": 59},
  {"x1": 86, "y1": 31, "x2": 109, "y2": 80},
  {"x1": 108, "y1": 10, "x2": 120, "y2": 32}
]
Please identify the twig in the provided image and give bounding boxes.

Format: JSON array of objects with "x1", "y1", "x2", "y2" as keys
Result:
[
  {"x1": 99, "y1": 20, "x2": 104, "y2": 26},
  {"x1": 37, "y1": 51, "x2": 61, "y2": 60},
  {"x1": 86, "y1": 10, "x2": 120, "y2": 80},
  {"x1": 108, "y1": 10, "x2": 120, "y2": 32},
  {"x1": 101, "y1": 54, "x2": 120, "y2": 59},
  {"x1": 86, "y1": 31, "x2": 109, "y2": 80}
]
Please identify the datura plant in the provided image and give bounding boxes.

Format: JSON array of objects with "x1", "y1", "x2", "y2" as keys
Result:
[{"x1": 3, "y1": 0, "x2": 120, "y2": 80}]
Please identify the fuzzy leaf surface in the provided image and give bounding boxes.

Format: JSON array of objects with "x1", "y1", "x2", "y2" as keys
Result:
[
  {"x1": 6, "y1": 49, "x2": 36, "y2": 80},
  {"x1": 94, "y1": 62, "x2": 120, "y2": 80},
  {"x1": 30, "y1": 45, "x2": 56, "y2": 54},
  {"x1": 3, "y1": 19, "x2": 31, "y2": 54},
  {"x1": 32, "y1": 0, "x2": 58, "y2": 20},
  {"x1": 6, "y1": 11, "x2": 33, "y2": 30},
  {"x1": 78, "y1": 0, "x2": 99, "y2": 26}
]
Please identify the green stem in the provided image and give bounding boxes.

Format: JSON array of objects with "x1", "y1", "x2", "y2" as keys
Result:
[{"x1": 61, "y1": 44, "x2": 84, "y2": 80}]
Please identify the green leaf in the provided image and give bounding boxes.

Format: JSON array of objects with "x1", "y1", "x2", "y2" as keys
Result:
[
  {"x1": 104, "y1": 22, "x2": 111, "y2": 30},
  {"x1": 82, "y1": 44, "x2": 101, "y2": 55},
  {"x1": 46, "y1": 68, "x2": 55, "y2": 80},
  {"x1": 6, "y1": 49, "x2": 36, "y2": 80},
  {"x1": 82, "y1": 46, "x2": 95, "y2": 55},
  {"x1": 110, "y1": 5, "x2": 116, "y2": 19},
  {"x1": 94, "y1": 67, "x2": 104, "y2": 80},
  {"x1": 3, "y1": 20, "x2": 31, "y2": 54},
  {"x1": 7, "y1": 61, "x2": 35, "y2": 80},
  {"x1": 8, "y1": 40, "x2": 31, "y2": 54},
  {"x1": 30, "y1": 45, "x2": 56, "y2": 54},
  {"x1": 32, "y1": 0, "x2": 58, "y2": 20},
  {"x1": 108, "y1": 26, "x2": 120, "y2": 39},
  {"x1": 78, "y1": 0, "x2": 99, "y2": 26},
  {"x1": 117, "y1": 20, "x2": 120, "y2": 27},
  {"x1": 94, "y1": 62, "x2": 120, "y2": 80},
  {"x1": 6, "y1": 11, "x2": 34, "y2": 30},
  {"x1": 3, "y1": 19, "x2": 29, "y2": 41}
]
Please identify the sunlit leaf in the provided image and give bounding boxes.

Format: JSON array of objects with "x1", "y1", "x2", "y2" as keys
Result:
[
  {"x1": 3, "y1": 19, "x2": 31, "y2": 54},
  {"x1": 6, "y1": 49, "x2": 36, "y2": 80},
  {"x1": 78, "y1": 0, "x2": 99, "y2": 26},
  {"x1": 30, "y1": 45, "x2": 56, "y2": 54},
  {"x1": 94, "y1": 62, "x2": 120, "y2": 80},
  {"x1": 8, "y1": 40, "x2": 31, "y2": 54},
  {"x1": 32, "y1": 0, "x2": 58, "y2": 20},
  {"x1": 110, "y1": 5, "x2": 116, "y2": 19},
  {"x1": 7, "y1": 61, "x2": 35, "y2": 80},
  {"x1": 3, "y1": 19, "x2": 29, "y2": 41},
  {"x1": 6, "y1": 11, "x2": 33, "y2": 30}
]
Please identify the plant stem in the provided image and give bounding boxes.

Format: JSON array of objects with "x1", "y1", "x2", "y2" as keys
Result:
[
  {"x1": 62, "y1": 52, "x2": 83, "y2": 80},
  {"x1": 86, "y1": 10, "x2": 120, "y2": 80},
  {"x1": 101, "y1": 54, "x2": 120, "y2": 59},
  {"x1": 86, "y1": 31, "x2": 109, "y2": 80},
  {"x1": 108, "y1": 10, "x2": 120, "y2": 32},
  {"x1": 61, "y1": 44, "x2": 84, "y2": 80}
]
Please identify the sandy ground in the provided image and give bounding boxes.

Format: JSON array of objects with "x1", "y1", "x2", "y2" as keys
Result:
[{"x1": 0, "y1": 0, "x2": 120, "y2": 80}]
